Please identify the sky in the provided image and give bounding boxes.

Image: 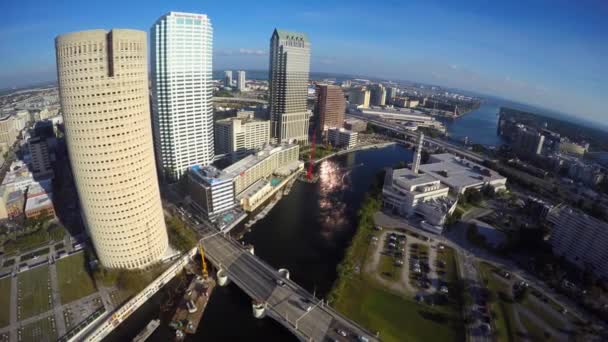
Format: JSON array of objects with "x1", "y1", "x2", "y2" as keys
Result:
[{"x1": 1, "y1": 0, "x2": 606, "y2": 125}]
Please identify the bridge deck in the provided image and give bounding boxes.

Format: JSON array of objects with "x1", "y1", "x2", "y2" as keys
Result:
[{"x1": 200, "y1": 229, "x2": 377, "y2": 342}]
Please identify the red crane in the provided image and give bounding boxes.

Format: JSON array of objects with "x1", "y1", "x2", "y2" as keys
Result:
[{"x1": 306, "y1": 128, "x2": 316, "y2": 180}]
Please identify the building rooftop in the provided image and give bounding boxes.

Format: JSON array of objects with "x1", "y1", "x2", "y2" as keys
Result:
[
  {"x1": 223, "y1": 144, "x2": 298, "y2": 179},
  {"x1": 419, "y1": 153, "x2": 505, "y2": 189},
  {"x1": 189, "y1": 165, "x2": 233, "y2": 185},
  {"x1": 274, "y1": 29, "x2": 309, "y2": 43},
  {"x1": 25, "y1": 193, "x2": 53, "y2": 212}
]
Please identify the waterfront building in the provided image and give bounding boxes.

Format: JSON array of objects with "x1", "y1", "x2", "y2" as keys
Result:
[
  {"x1": 370, "y1": 84, "x2": 386, "y2": 106},
  {"x1": 353, "y1": 106, "x2": 446, "y2": 132},
  {"x1": 418, "y1": 153, "x2": 507, "y2": 194},
  {"x1": 214, "y1": 112, "x2": 270, "y2": 160},
  {"x1": 186, "y1": 165, "x2": 236, "y2": 220},
  {"x1": 56, "y1": 29, "x2": 168, "y2": 269},
  {"x1": 316, "y1": 84, "x2": 345, "y2": 131},
  {"x1": 349, "y1": 87, "x2": 370, "y2": 108},
  {"x1": 343, "y1": 118, "x2": 367, "y2": 132},
  {"x1": 548, "y1": 204, "x2": 608, "y2": 279},
  {"x1": 224, "y1": 70, "x2": 233, "y2": 87},
  {"x1": 236, "y1": 70, "x2": 246, "y2": 91},
  {"x1": 327, "y1": 128, "x2": 358, "y2": 149},
  {"x1": 268, "y1": 29, "x2": 311, "y2": 143},
  {"x1": 28, "y1": 136, "x2": 53, "y2": 179},
  {"x1": 151, "y1": 12, "x2": 215, "y2": 180}
]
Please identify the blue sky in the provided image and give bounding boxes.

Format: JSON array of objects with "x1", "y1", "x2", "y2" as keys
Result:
[{"x1": 1, "y1": 0, "x2": 606, "y2": 124}]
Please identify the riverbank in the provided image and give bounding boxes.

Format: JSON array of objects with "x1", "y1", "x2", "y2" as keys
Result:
[
  {"x1": 314, "y1": 142, "x2": 396, "y2": 165},
  {"x1": 328, "y1": 193, "x2": 465, "y2": 342}
]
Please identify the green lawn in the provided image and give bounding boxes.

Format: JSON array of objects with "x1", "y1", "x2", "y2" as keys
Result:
[
  {"x1": 20, "y1": 316, "x2": 57, "y2": 342},
  {"x1": 0, "y1": 277, "x2": 11, "y2": 327},
  {"x1": 520, "y1": 311, "x2": 553, "y2": 342},
  {"x1": 56, "y1": 252, "x2": 97, "y2": 304},
  {"x1": 18, "y1": 266, "x2": 52, "y2": 319},
  {"x1": 378, "y1": 255, "x2": 398, "y2": 281},
  {"x1": 478, "y1": 262, "x2": 518, "y2": 342},
  {"x1": 334, "y1": 276, "x2": 464, "y2": 342}
]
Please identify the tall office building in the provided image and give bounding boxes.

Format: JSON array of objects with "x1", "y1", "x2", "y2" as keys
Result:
[
  {"x1": 215, "y1": 113, "x2": 270, "y2": 160},
  {"x1": 350, "y1": 87, "x2": 371, "y2": 108},
  {"x1": 268, "y1": 29, "x2": 311, "y2": 143},
  {"x1": 224, "y1": 70, "x2": 233, "y2": 87},
  {"x1": 316, "y1": 84, "x2": 345, "y2": 131},
  {"x1": 55, "y1": 29, "x2": 168, "y2": 269},
  {"x1": 386, "y1": 87, "x2": 398, "y2": 105},
  {"x1": 28, "y1": 137, "x2": 53, "y2": 179},
  {"x1": 236, "y1": 70, "x2": 246, "y2": 91},
  {"x1": 370, "y1": 84, "x2": 386, "y2": 106},
  {"x1": 151, "y1": 12, "x2": 214, "y2": 180}
]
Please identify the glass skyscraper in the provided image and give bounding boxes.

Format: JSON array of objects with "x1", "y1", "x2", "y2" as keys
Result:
[
  {"x1": 151, "y1": 12, "x2": 214, "y2": 180},
  {"x1": 268, "y1": 29, "x2": 311, "y2": 143}
]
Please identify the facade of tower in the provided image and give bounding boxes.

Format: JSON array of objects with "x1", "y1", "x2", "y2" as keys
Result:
[
  {"x1": 224, "y1": 70, "x2": 233, "y2": 87},
  {"x1": 236, "y1": 70, "x2": 246, "y2": 91},
  {"x1": 316, "y1": 84, "x2": 345, "y2": 131},
  {"x1": 55, "y1": 29, "x2": 168, "y2": 269},
  {"x1": 268, "y1": 29, "x2": 311, "y2": 143},
  {"x1": 151, "y1": 12, "x2": 214, "y2": 180}
]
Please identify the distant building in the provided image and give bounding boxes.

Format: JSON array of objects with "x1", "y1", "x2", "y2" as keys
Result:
[
  {"x1": 327, "y1": 128, "x2": 358, "y2": 149},
  {"x1": 269, "y1": 29, "x2": 311, "y2": 143},
  {"x1": 0, "y1": 115, "x2": 17, "y2": 152},
  {"x1": 370, "y1": 84, "x2": 386, "y2": 106},
  {"x1": 548, "y1": 204, "x2": 608, "y2": 279},
  {"x1": 343, "y1": 118, "x2": 367, "y2": 132},
  {"x1": 28, "y1": 136, "x2": 53, "y2": 179},
  {"x1": 316, "y1": 84, "x2": 346, "y2": 131},
  {"x1": 215, "y1": 113, "x2": 270, "y2": 160},
  {"x1": 354, "y1": 107, "x2": 446, "y2": 132},
  {"x1": 236, "y1": 70, "x2": 246, "y2": 91},
  {"x1": 187, "y1": 165, "x2": 236, "y2": 220},
  {"x1": 418, "y1": 153, "x2": 507, "y2": 194},
  {"x1": 513, "y1": 125, "x2": 545, "y2": 156},
  {"x1": 559, "y1": 140, "x2": 589, "y2": 156},
  {"x1": 385, "y1": 87, "x2": 398, "y2": 105},
  {"x1": 224, "y1": 70, "x2": 233, "y2": 87},
  {"x1": 349, "y1": 88, "x2": 370, "y2": 108}
]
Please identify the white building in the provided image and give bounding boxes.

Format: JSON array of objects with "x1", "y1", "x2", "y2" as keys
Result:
[
  {"x1": 548, "y1": 205, "x2": 608, "y2": 279},
  {"x1": 215, "y1": 113, "x2": 270, "y2": 160},
  {"x1": 151, "y1": 12, "x2": 215, "y2": 180},
  {"x1": 327, "y1": 128, "x2": 358, "y2": 149},
  {"x1": 419, "y1": 153, "x2": 507, "y2": 194},
  {"x1": 236, "y1": 70, "x2": 246, "y2": 91},
  {"x1": 382, "y1": 168, "x2": 455, "y2": 227},
  {"x1": 187, "y1": 165, "x2": 235, "y2": 220}
]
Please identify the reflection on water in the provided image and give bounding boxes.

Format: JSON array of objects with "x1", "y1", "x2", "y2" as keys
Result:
[{"x1": 318, "y1": 160, "x2": 348, "y2": 238}]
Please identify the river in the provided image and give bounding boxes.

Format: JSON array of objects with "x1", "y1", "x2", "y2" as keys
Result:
[
  {"x1": 105, "y1": 144, "x2": 413, "y2": 341},
  {"x1": 442, "y1": 100, "x2": 504, "y2": 147}
]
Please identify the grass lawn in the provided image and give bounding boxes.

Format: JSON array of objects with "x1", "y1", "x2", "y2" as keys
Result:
[
  {"x1": 18, "y1": 265, "x2": 52, "y2": 319},
  {"x1": 334, "y1": 275, "x2": 464, "y2": 342},
  {"x1": 0, "y1": 277, "x2": 11, "y2": 327},
  {"x1": 521, "y1": 296, "x2": 567, "y2": 332},
  {"x1": 56, "y1": 252, "x2": 97, "y2": 304},
  {"x1": 520, "y1": 311, "x2": 553, "y2": 342},
  {"x1": 478, "y1": 262, "x2": 519, "y2": 342},
  {"x1": 20, "y1": 317, "x2": 57, "y2": 342},
  {"x1": 378, "y1": 254, "x2": 399, "y2": 281}
]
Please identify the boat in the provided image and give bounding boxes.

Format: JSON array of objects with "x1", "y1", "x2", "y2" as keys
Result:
[
  {"x1": 132, "y1": 319, "x2": 160, "y2": 342},
  {"x1": 169, "y1": 275, "x2": 216, "y2": 336}
]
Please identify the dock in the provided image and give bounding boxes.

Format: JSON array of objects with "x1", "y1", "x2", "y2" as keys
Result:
[{"x1": 169, "y1": 275, "x2": 216, "y2": 337}]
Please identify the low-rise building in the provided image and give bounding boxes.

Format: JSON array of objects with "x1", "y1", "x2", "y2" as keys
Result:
[
  {"x1": 186, "y1": 165, "x2": 236, "y2": 220},
  {"x1": 353, "y1": 106, "x2": 445, "y2": 132},
  {"x1": 327, "y1": 128, "x2": 358, "y2": 149},
  {"x1": 343, "y1": 118, "x2": 367, "y2": 132},
  {"x1": 25, "y1": 193, "x2": 55, "y2": 219},
  {"x1": 547, "y1": 205, "x2": 608, "y2": 279},
  {"x1": 418, "y1": 153, "x2": 507, "y2": 194}
]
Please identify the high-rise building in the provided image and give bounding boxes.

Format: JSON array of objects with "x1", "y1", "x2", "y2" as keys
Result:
[
  {"x1": 269, "y1": 29, "x2": 311, "y2": 143},
  {"x1": 55, "y1": 29, "x2": 168, "y2": 269},
  {"x1": 370, "y1": 84, "x2": 386, "y2": 106},
  {"x1": 0, "y1": 115, "x2": 17, "y2": 153},
  {"x1": 215, "y1": 113, "x2": 270, "y2": 160},
  {"x1": 327, "y1": 128, "x2": 358, "y2": 149},
  {"x1": 224, "y1": 70, "x2": 233, "y2": 87},
  {"x1": 151, "y1": 12, "x2": 214, "y2": 180},
  {"x1": 236, "y1": 70, "x2": 246, "y2": 91},
  {"x1": 316, "y1": 84, "x2": 345, "y2": 131},
  {"x1": 28, "y1": 136, "x2": 53, "y2": 179},
  {"x1": 349, "y1": 87, "x2": 370, "y2": 108},
  {"x1": 386, "y1": 87, "x2": 398, "y2": 105}
]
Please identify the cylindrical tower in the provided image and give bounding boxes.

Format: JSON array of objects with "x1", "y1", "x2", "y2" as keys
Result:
[{"x1": 55, "y1": 29, "x2": 168, "y2": 269}]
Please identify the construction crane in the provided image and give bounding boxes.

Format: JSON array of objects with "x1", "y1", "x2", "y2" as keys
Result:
[
  {"x1": 306, "y1": 128, "x2": 317, "y2": 180},
  {"x1": 198, "y1": 242, "x2": 208, "y2": 279}
]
